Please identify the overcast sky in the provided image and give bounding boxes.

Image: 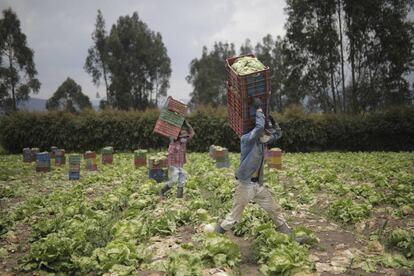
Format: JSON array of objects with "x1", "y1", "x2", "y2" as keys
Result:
[{"x1": 0, "y1": 0, "x2": 287, "y2": 103}]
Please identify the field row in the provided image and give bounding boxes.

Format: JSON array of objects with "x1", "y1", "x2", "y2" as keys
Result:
[{"x1": 0, "y1": 152, "x2": 413, "y2": 275}]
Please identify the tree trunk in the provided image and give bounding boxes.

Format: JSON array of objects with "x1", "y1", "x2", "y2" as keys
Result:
[
  {"x1": 8, "y1": 48, "x2": 16, "y2": 111},
  {"x1": 337, "y1": 0, "x2": 346, "y2": 112},
  {"x1": 102, "y1": 65, "x2": 109, "y2": 104},
  {"x1": 330, "y1": 69, "x2": 337, "y2": 113},
  {"x1": 347, "y1": 13, "x2": 357, "y2": 113}
]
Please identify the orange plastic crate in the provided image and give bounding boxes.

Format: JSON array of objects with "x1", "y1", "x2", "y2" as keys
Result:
[
  {"x1": 166, "y1": 96, "x2": 188, "y2": 116},
  {"x1": 153, "y1": 119, "x2": 181, "y2": 139}
]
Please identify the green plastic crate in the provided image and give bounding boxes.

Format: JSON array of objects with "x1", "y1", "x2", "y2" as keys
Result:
[
  {"x1": 159, "y1": 108, "x2": 185, "y2": 127},
  {"x1": 102, "y1": 146, "x2": 113, "y2": 154}
]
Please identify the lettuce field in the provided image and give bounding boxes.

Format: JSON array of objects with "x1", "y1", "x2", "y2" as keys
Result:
[{"x1": 0, "y1": 152, "x2": 413, "y2": 275}]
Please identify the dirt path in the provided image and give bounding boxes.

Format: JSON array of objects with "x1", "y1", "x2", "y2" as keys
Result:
[{"x1": 225, "y1": 205, "x2": 399, "y2": 276}]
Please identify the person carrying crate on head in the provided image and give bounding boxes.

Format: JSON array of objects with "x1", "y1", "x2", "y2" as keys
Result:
[
  {"x1": 215, "y1": 98, "x2": 308, "y2": 244},
  {"x1": 160, "y1": 120, "x2": 195, "y2": 199}
]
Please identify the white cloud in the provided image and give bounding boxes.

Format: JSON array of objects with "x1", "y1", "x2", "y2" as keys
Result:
[{"x1": 0, "y1": 0, "x2": 287, "y2": 103}]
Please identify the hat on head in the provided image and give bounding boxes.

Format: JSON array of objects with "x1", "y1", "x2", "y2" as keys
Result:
[{"x1": 179, "y1": 128, "x2": 189, "y2": 138}]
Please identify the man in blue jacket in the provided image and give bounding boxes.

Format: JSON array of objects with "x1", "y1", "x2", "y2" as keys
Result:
[{"x1": 216, "y1": 98, "x2": 305, "y2": 243}]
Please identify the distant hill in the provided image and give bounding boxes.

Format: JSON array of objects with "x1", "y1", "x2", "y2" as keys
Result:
[
  {"x1": 16, "y1": 96, "x2": 188, "y2": 112},
  {"x1": 18, "y1": 97, "x2": 101, "y2": 112},
  {"x1": 18, "y1": 97, "x2": 47, "y2": 112}
]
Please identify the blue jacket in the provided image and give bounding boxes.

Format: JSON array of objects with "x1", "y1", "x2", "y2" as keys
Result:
[{"x1": 235, "y1": 111, "x2": 282, "y2": 185}]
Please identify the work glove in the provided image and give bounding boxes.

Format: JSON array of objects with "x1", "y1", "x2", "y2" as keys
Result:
[
  {"x1": 180, "y1": 137, "x2": 187, "y2": 144},
  {"x1": 184, "y1": 120, "x2": 192, "y2": 128},
  {"x1": 253, "y1": 98, "x2": 263, "y2": 110},
  {"x1": 272, "y1": 117, "x2": 283, "y2": 138}
]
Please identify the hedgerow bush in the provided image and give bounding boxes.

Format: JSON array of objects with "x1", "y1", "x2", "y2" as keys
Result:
[{"x1": 0, "y1": 106, "x2": 413, "y2": 153}]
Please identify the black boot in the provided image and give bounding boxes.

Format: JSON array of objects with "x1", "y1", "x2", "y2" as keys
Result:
[
  {"x1": 160, "y1": 184, "x2": 171, "y2": 197},
  {"x1": 276, "y1": 223, "x2": 292, "y2": 235},
  {"x1": 276, "y1": 223, "x2": 309, "y2": 245},
  {"x1": 176, "y1": 187, "x2": 184, "y2": 198},
  {"x1": 215, "y1": 224, "x2": 226, "y2": 234}
]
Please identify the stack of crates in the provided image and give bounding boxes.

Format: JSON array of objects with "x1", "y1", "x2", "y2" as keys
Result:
[
  {"x1": 35, "y1": 152, "x2": 51, "y2": 172},
  {"x1": 148, "y1": 153, "x2": 168, "y2": 183},
  {"x1": 266, "y1": 148, "x2": 282, "y2": 169},
  {"x1": 50, "y1": 146, "x2": 58, "y2": 158},
  {"x1": 31, "y1": 148, "x2": 40, "y2": 162},
  {"x1": 153, "y1": 96, "x2": 188, "y2": 139},
  {"x1": 69, "y1": 154, "x2": 81, "y2": 180},
  {"x1": 210, "y1": 145, "x2": 230, "y2": 168},
  {"x1": 23, "y1": 148, "x2": 32, "y2": 162},
  {"x1": 226, "y1": 54, "x2": 271, "y2": 136},
  {"x1": 55, "y1": 149, "x2": 66, "y2": 166},
  {"x1": 84, "y1": 151, "x2": 97, "y2": 171},
  {"x1": 134, "y1": 149, "x2": 147, "y2": 168},
  {"x1": 102, "y1": 147, "x2": 113, "y2": 164}
]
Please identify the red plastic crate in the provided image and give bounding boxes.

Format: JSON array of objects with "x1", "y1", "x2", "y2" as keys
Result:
[
  {"x1": 226, "y1": 54, "x2": 272, "y2": 136},
  {"x1": 227, "y1": 85, "x2": 269, "y2": 136},
  {"x1": 134, "y1": 158, "x2": 146, "y2": 167},
  {"x1": 165, "y1": 96, "x2": 188, "y2": 116},
  {"x1": 153, "y1": 119, "x2": 181, "y2": 139}
]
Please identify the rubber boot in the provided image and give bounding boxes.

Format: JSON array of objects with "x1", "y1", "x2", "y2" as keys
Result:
[
  {"x1": 160, "y1": 184, "x2": 172, "y2": 197},
  {"x1": 276, "y1": 223, "x2": 292, "y2": 235},
  {"x1": 176, "y1": 187, "x2": 184, "y2": 198},
  {"x1": 215, "y1": 224, "x2": 226, "y2": 234},
  {"x1": 276, "y1": 223, "x2": 309, "y2": 245}
]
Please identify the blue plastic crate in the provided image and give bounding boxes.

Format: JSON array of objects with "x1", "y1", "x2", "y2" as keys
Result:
[
  {"x1": 246, "y1": 74, "x2": 266, "y2": 96},
  {"x1": 216, "y1": 161, "x2": 230, "y2": 168},
  {"x1": 149, "y1": 169, "x2": 168, "y2": 183},
  {"x1": 36, "y1": 160, "x2": 50, "y2": 167},
  {"x1": 69, "y1": 171, "x2": 80, "y2": 180},
  {"x1": 36, "y1": 152, "x2": 50, "y2": 162}
]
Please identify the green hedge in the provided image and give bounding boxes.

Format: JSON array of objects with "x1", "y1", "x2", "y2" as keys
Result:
[{"x1": 0, "y1": 106, "x2": 413, "y2": 154}]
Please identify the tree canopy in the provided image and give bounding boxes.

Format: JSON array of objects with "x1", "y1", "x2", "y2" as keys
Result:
[
  {"x1": 186, "y1": 42, "x2": 236, "y2": 107},
  {"x1": 187, "y1": 0, "x2": 414, "y2": 113},
  {"x1": 0, "y1": 8, "x2": 40, "y2": 112},
  {"x1": 85, "y1": 11, "x2": 171, "y2": 110},
  {"x1": 46, "y1": 77, "x2": 91, "y2": 112}
]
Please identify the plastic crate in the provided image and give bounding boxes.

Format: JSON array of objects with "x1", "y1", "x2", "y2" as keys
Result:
[
  {"x1": 216, "y1": 161, "x2": 230, "y2": 168},
  {"x1": 86, "y1": 159, "x2": 97, "y2": 171},
  {"x1": 69, "y1": 164, "x2": 81, "y2": 172},
  {"x1": 159, "y1": 108, "x2": 185, "y2": 127},
  {"x1": 165, "y1": 96, "x2": 188, "y2": 116},
  {"x1": 226, "y1": 54, "x2": 271, "y2": 136},
  {"x1": 69, "y1": 171, "x2": 80, "y2": 180},
  {"x1": 268, "y1": 148, "x2": 282, "y2": 157},
  {"x1": 55, "y1": 156, "x2": 66, "y2": 166},
  {"x1": 36, "y1": 152, "x2": 50, "y2": 162},
  {"x1": 268, "y1": 164, "x2": 282, "y2": 170},
  {"x1": 134, "y1": 158, "x2": 146, "y2": 167},
  {"x1": 227, "y1": 85, "x2": 269, "y2": 136},
  {"x1": 215, "y1": 155, "x2": 229, "y2": 163},
  {"x1": 226, "y1": 54, "x2": 271, "y2": 99},
  {"x1": 102, "y1": 147, "x2": 113, "y2": 154},
  {"x1": 23, "y1": 148, "x2": 32, "y2": 162},
  {"x1": 84, "y1": 151, "x2": 96, "y2": 159},
  {"x1": 153, "y1": 119, "x2": 181, "y2": 139},
  {"x1": 31, "y1": 148, "x2": 39, "y2": 161},
  {"x1": 102, "y1": 155, "x2": 113, "y2": 164},
  {"x1": 134, "y1": 149, "x2": 148, "y2": 158},
  {"x1": 50, "y1": 146, "x2": 58, "y2": 158},
  {"x1": 148, "y1": 158, "x2": 168, "y2": 169},
  {"x1": 149, "y1": 169, "x2": 168, "y2": 183},
  {"x1": 69, "y1": 154, "x2": 81, "y2": 164}
]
